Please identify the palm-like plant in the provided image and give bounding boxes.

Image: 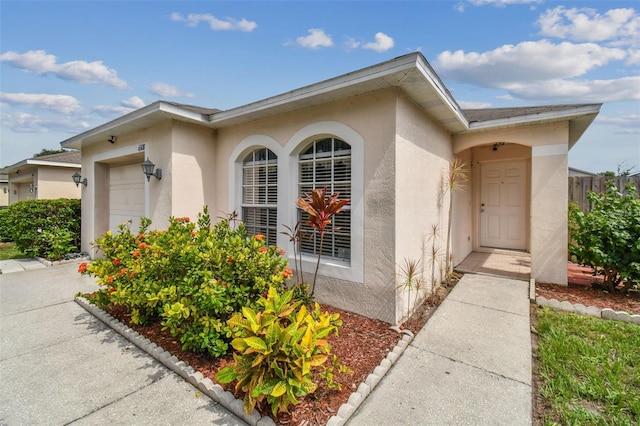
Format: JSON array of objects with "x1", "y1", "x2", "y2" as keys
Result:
[
  {"x1": 296, "y1": 187, "x2": 350, "y2": 295},
  {"x1": 445, "y1": 159, "x2": 468, "y2": 282}
]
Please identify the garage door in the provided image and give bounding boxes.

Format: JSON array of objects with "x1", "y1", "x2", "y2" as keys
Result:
[{"x1": 109, "y1": 163, "x2": 145, "y2": 233}]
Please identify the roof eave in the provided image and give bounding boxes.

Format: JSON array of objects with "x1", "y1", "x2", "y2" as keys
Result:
[
  {"x1": 208, "y1": 53, "x2": 469, "y2": 133},
  {"x1": 465, "y1": 104, "x2": 602, "y2": 133},
  {"x1": 61, "y1": 102, "x2": 211, "y2": 150}
]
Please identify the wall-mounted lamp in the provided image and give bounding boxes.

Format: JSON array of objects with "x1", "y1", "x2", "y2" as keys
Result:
[
  {"x1": 2, "y1": 187, "x2": 7, "y2": 194},
  {"x1": 141, "y1": 158, "x2": 162, "y2": 182},
  {"x1": 72, "y1": 171, "x2": 87, "y2": 187},
  {"x1": 29, "y1": 183, "x2": 37, "y2": 193},
  {"x1": 16, "y1": 169, "x2": 21, "y2": 175},
  {"x1": 492, "y1": 142, "x2": 505, "y2": 151},
  {"x1": 108, "y1": 135, "x2": 117, "y2": 144}
]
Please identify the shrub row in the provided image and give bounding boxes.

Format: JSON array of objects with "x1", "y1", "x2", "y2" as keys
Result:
[
  {"x1": 81, "y1": 207, "x2": 292, "y2": 357},
  {"x1": 0, "y1": 199, "x2": 81, "y2": 259}
]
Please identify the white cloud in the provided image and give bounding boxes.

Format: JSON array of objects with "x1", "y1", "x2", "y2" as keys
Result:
[
  {"x1": 468, "y1": 0, "x2": 542, "y2": 7},
  {"x1": 122, "y1": 96, "x2": 145, "y2": 109},
  {"x1": 501, "y1": 76, "x2": 640, "y2": 103},
  {"x1": 537, "y1": 7, "x2": 639, "y2": 47},
  {"x1": 435, "y1": 40, "x2": 626, "y2": 86},
  {"x1": 170, "y1": 12, "x2": 257, "y2": 32},
  {"x1": 343, "y1": 33, "x2": 395, "y2": 52},
  {"x1": 597, "y1": 113, "x2": 640, "y2": 129},
  {"x1": 344, "y1": 37, "x2": 361, "y2": 50},
  {"x1": 627, "y1": 49, "x2": 640, "y2": 65},
  {"x1": 0, "y1": 50, "x2": 128, "y2": 89},
  {"x1": 362, "y1": 32, "x2": 395, "y2": 52},
  {"x1": 296, "y1": 29, "x2": 334, "y2": 49},
  {"x1": 458, "y1": 100, "x2": 493, "y2": 109},
  {"x1": 0, "y1": 112, "x2": 90, "y2": 133},
  {"x1": 92, "y1": 97, "x2": 146, "y2": 118},
  {"x1": 0, "y1": 92, "x2": 82, "y2": 114},
  {"x1": 435, "y1": 40, "x2": 637, "y2": 103},
  {"x1": 149, "y1": 82, "x2": 193, "y2": 98}
]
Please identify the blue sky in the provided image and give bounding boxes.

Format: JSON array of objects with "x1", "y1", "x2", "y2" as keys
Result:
[{"x1": 1, "y1": 0, "x2": 638, "y2": 174}]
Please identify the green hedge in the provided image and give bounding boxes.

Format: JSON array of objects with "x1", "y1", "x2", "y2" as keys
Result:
[{"x1": 0, "y1": 199, "x2": 81, "y2": 259}]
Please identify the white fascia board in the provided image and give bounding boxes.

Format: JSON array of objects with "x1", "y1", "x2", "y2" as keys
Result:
[
  {"x1": 26, "y1": 160, "x2": 81, "y2": 168},
  {"x1": 467, "y1": 104, "x2": 602, "y2": 131},
  {"x1": 414, "y1": 56, "x2": 469, "y2": 130},
  {"x1": 61, "y1": 102, "x2": 210, "y2": 149},
  {"x1": 209, "y1": 54, "x2": 420, "y2": 125}
]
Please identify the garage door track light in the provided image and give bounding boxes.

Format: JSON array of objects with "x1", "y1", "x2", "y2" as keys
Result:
[{"x1": 141, "y1": 158, "x2": 162, "y2": 182}]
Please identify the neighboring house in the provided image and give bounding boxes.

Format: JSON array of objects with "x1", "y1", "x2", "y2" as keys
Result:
[
  {"x1": 0, "y1": 174, "x2": 8, "y2": 207},
  {"x1": 569, "y1": 167, "x2": 598, "y2": 177},
  {"x1": 1, "y1": 151, "x2": 81, "y2": 205},
  {"x1": 61, "y1": 53, "x2": 601, "y2": 324}
]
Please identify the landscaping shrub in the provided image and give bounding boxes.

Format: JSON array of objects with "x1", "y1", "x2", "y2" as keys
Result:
[
  {"x1": 81, "y1": 207, "x2": 291, "y2": 357},
  {"x1": 1, "y1": 199, "x2": 81, "y2": 258},
  {"x1": 569, "y1": 181, "x2": 640, "y2": 292},
  {"x1": 216, "y1": 286, "x2": 348, "y2": 416},
  {"x1": 0, "y1": 208, "x2": 12, "y2": 242}
]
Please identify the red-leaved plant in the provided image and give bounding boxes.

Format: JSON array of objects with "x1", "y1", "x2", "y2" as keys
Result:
[{"x1": 296, "y1": 187, "x2": 350, "y2": 295}]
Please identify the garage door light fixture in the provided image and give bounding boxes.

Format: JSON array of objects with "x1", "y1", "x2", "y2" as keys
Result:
[
  {"x1": 72, "y1": 171, "x2": 87, "y2": 187},
  {"x1": 141, "y1": 158, "x2": 162, "y2": 182}
]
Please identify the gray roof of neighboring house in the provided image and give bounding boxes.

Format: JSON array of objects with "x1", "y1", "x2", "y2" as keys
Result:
[
  {"x1": 30, "y1": 151, "x2": 81, "y2": 164},
  {"x1": 1, "y1": 150, "x2": 81, "y2": 173}
]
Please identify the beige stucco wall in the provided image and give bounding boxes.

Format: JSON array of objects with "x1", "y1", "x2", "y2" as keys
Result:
[
  {"x1": 215, "y1": 89, "x2": 402, "y2": 323},
  {"x1": 454, "y1": 122, "x2": 570, "y2": 285},
  {"x1": 394, "y1": 93, "x2": 454, "y2": 322},
  {"x1": 0, "y1": 183, "x2": 8, "y2": 207},
  {"x1": 36, "y1": 167, "x2": 81, "y2": 200},
  {"x1": 170, "y1": 122, "x2": 217, "y2": 219},
  {"x1": 531, "y1": 146, "x2": 569, "y2": 285},
  {"x1": 81, "y1": 120, "x2": 179, "y2": 254}
]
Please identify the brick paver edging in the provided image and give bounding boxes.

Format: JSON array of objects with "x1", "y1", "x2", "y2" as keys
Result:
[{"x1": 75, "y1": 296, "x2": 414, "y2": 426}]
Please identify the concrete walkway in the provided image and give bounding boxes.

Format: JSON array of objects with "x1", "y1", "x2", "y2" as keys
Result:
[
  {"x1": 0, "y1": 262, "x2": 244, "y2": 425},
  {"x1": 2, "y1": 259, "x2": 531, "y2": 425},
  {"x1": 349, "y1": 274, "x2": 532, "y2": 425}
]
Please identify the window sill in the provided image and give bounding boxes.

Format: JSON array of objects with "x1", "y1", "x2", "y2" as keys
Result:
[{"x1": 289, "y1": 255, "x2": 362, "y2": 284}]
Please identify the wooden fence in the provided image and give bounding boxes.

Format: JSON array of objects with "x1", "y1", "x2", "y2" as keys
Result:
[{"x1": 569, "y1": 176, "x2": 640, "y2": 212}]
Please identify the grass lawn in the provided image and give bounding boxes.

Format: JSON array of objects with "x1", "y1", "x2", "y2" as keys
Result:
[
  {"x1": 0, "y1": 242, "x2": 27, "y2": 260},
  {"x1": 536, "y1": 308, "x2": 640, "y2": 425}
]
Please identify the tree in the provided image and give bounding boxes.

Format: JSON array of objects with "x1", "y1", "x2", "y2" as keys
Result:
[
  {"x1": 569, "y1": 181, "x2": 640, "y2": 293},
  {"x1": 598, "y1": 162, "x2": 636, "y2": 177},
  {"x1": 33, "y1": 148, "x2": 69, "y2": 158}
]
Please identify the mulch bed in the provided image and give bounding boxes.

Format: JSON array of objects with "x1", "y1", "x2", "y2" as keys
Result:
[
  {"x1": 101, "y1": 279, "x2": 457, "y2": 425},
  {"x1": 536, "y1": 263, "x2": 640, "y2": 315}
]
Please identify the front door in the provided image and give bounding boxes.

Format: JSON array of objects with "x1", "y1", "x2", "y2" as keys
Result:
[{"x1": 480, "y1": 160, "x2": 526, "y2": 250}]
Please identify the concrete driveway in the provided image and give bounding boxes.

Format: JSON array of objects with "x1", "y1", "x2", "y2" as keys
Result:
[{"x1": 0, "y1": 262, "x2": 245, "y2": 425}]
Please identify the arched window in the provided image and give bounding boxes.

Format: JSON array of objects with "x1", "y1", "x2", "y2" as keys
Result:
[
  {"x1": 242, "y1": 148, "x2": 278, "y2": 246},
  {"x1": 298, "y1": 137, "x2": 351, "y2": 261}
]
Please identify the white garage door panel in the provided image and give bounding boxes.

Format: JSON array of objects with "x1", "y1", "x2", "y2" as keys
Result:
[{"x1": 109, "y1": 163, "x2": 145, "y2": 233}]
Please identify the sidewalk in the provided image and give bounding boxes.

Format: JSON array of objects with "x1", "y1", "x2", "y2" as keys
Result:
[
  {"x1": 0, "y1": 257, "x2": 47, "y2": 274},
  {"x1": 0, "y1": 262, "x2": 245, "y2": 425},
  {"x1": 348, "y1": 274, "x2": 532, "y2": 425}
]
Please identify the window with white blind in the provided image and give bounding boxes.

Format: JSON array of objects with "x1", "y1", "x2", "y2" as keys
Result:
[
  {"x1": 298, "y1": 137, "x2": 351, "y2": 262},
  {"x1": 242, "y1": 148, "x2": 278, "y2": 246}
]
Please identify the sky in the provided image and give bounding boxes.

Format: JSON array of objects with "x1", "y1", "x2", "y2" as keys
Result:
[{"x1": 1, "y1": 0, "x2": 639, "y2": 174}]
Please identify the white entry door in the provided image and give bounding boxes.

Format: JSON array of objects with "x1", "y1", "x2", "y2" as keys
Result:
[
  {"x1": 109, "y1": 163, "x2": 145, "y2": 233},
  {"x1": 480, "y1": 160, "x2": 527, "y2": 250}
]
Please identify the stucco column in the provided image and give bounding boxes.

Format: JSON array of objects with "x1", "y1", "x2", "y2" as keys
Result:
[{"x1": 530, "y1": 145, "x2": 568, "y2": 285}]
